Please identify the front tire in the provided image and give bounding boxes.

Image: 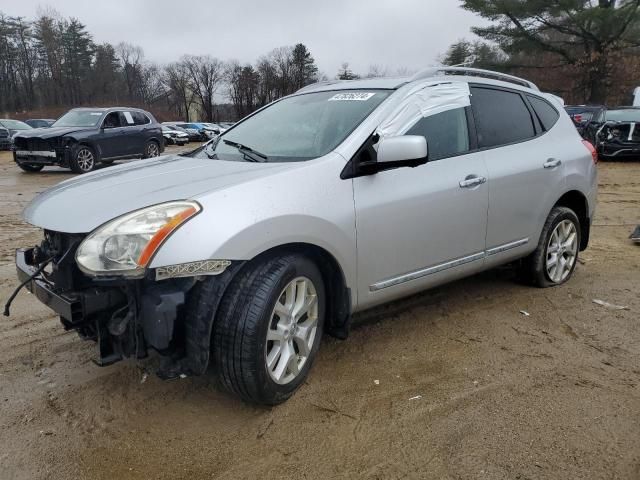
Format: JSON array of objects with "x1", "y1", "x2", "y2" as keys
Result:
[
  {"x1": 70, "y1": 145, "x2": 96, "y2": 174},
  {"x1": 16, "y1": 162, "x2": 44, "y2": 173},
  {"x1": 519, "y1": 206, "x2": 580, "y2": 287},
  {"x1": 212, "y1": 254, "x2": 325, "y2": 405}
]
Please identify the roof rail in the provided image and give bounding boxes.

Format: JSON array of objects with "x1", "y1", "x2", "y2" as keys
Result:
[{"x1": 410, "y1": 66, "x2": 539, "y2": 91}]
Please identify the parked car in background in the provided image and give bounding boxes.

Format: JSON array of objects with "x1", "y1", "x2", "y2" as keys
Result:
[
  {"x1": 12, "y1": 67, "x2": 597, "y2": 405},
  {"x1": 202, "y1": 122, "x2": 227, "y2": 135},
  {"x1": 219, "y1": 122, "x2": 235, "y2": 129},
  {"x1": 25, "y1": 119, "x2": 56, "y2": 128},
  {"x1": 581, "y1": 106, "x2": 640, "y2": 159},
  {"x1": 163, "y1": 122, "x2": 203, "y2": 141},
  {"x1": 564, "y1": 105, "x2": 605, "y2": 136},
  {"x1": 162, "y1": 125, "x2": 189, "y2": 146},
  {"x1": 12, "y1": 107, "x2": 164, "y2": 173},
  {"x1": 0, "y1": 126, "x2": 11, "y2": 150},
  {"x1": 0, "y1": 119, "x2": 33, "y2": 138}
]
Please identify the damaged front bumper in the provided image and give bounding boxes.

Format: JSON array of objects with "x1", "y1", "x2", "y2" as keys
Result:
[{"x1": 15, "y1": 244, "x2": 197, "y2": 370}]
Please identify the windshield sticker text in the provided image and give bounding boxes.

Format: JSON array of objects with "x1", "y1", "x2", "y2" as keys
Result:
[{"x1": 329, "y1": 92, "x2": 376, "y2": 101}]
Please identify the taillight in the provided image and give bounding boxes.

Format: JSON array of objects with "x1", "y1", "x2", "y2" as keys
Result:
[{"x1": 582, "y1": 140, "x2": 598, "y2": 164}]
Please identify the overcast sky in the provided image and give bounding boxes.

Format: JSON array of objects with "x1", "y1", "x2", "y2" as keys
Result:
[{"x1": 5, "y1": 0, "x2": 486, "y2": 77}]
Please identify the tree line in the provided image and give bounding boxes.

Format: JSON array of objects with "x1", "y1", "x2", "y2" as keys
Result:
[
  {"x1": 3, "y1": 2, "x2": 640, "y2": 121},
  {"x1": 0, "y1": 9, "x2": 321, "y2": 121}
]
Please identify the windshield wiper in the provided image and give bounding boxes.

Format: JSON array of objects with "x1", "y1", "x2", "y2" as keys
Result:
[{"x1": 223, "y1": 139, "x2": 267, "y2": 162}]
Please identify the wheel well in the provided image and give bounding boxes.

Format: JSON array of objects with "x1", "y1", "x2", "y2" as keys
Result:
[
  {"x1": 554, "y1": 190, "x2": 590, "y2": 250},
  {"x1": 253, "y1": 243, "x2": 352, "y2": 339}
]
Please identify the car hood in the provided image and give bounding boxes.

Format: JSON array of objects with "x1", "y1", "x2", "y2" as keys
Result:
[
  {"x1": 14, "y1": 126, "x2": 92, "y2": 139},
  {"x1": 23, "y1": 155, "x2": 298, "y2": 233}
]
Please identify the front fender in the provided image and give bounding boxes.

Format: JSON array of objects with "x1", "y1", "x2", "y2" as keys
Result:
[{"x1": 150, "y1": 213, "x2": 357, "y2": 297}]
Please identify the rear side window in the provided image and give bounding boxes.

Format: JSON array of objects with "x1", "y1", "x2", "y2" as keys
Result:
[
  {"x1": 528, "y1": 95, "x2": 559, "y2": 131},
  {"x1": 470, "y1": 87, "x2": 535, "y2": 148},
  {"x1": 131, "y1": 111, "x2": 150, "y2": 125},
  {"x1": 405, "y1": 108, "x2": 470, "y2": 160}
]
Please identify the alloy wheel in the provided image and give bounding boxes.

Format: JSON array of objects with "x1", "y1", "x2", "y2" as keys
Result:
[
  {"x1": 546, "y1": 219, "x2": 578, "y2": 283},
  {"x1": 146, "y1": 142, "x2": 159, "y2": 157},
  {"x1": 76, "y1": 148, "x2": 94, "y2": 172},
  {"x1": 265, "y1": 276, "x2": 319, "y2": 385}
]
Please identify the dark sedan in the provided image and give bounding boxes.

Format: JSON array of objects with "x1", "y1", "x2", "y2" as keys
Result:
[{"x1": 12, "y1": 107, "x2": 164, "y2": 173}]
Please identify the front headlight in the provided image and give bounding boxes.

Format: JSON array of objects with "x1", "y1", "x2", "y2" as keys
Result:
[{"x1": 76, "y1": 201, "x2": 201, "y2": 277}]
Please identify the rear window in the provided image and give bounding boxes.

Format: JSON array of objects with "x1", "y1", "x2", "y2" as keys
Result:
[
  {"x1": 527, "y1": 95, "x2": 560, "y2": 131},
  {"x1": 470, "y1": 87, "x2": 536, "y2": 148}
]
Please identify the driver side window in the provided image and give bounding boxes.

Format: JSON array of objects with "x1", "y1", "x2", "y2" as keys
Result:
[{"x1": 404, "y1": 108, "x2": 470, "y2": 161}]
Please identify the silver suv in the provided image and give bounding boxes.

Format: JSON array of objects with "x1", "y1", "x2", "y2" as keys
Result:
[{"x1": 10, "y1": 67, "x2": 598, "y2": 405}]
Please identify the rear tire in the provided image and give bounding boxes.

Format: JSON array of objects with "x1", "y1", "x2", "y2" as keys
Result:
[
  {"x1": 143, "y1": 140, "x2": 160, "y2": 159},
  {"x1": 212, "y1": 254, "x2": 325, "y2": 405},
  {"x1": 16, "y1": 162, "x2": 44, "y2": 173},
  {"x1": 519, "y1": 206, "x2": 580, "y2": 287},
  {"x1": 70, "y1": 145, "x2": 96, "y2": 174}
]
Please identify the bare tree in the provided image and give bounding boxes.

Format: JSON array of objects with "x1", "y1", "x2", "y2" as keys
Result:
[
  {"x1": 183, "y1": 55, "x2": 223, "y2": 121},
  {"x1": 164, "y1": 61, "x2": 194, "y2": 120}
]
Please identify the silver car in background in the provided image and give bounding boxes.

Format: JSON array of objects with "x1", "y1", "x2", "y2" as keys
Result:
[{"x1": 10, "y1": 67, "x2": 597, "y2": 405}]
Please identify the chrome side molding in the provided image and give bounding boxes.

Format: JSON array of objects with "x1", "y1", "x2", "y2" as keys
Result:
[{"x1": 370, "y1": 238, "x2": 529, "y2": 291}]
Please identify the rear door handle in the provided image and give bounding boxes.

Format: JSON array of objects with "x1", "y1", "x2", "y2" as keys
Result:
[
  {"x1": 543, "y1": 158, "x2": 562, "y2": 169},
  {"x1": 459, "y1": 175, "x2": 487, "y2": 188}
]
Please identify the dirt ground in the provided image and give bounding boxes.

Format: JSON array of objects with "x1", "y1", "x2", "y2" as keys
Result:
[{"x1": 0, "y1": 148, "x2": 638, "y2": 480}]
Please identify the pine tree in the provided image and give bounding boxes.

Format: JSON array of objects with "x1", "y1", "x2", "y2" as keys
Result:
[{"x1": 461, "y1": 0, "x2": 640, "y2": 102}]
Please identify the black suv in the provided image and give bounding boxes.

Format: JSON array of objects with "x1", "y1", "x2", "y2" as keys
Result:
[{"x1": 12, "y1": 107, "x2": 164, "y2": 173}]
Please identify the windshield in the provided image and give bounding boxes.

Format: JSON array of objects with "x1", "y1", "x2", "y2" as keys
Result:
[
  {"x1": 190, "y1": 89, "x2": 391, "y2": 162},
  {"x1": 606, "y1": 109, "x2": 640, "y2": 122},
  {"x1": 0, "y1": 119, "x2": 32, "y2": 130},
  {"x1": 53, "y1": 110, "x2": 104, "y2": 127}
]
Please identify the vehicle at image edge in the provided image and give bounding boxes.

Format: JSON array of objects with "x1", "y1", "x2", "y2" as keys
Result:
[
  {"x1": 11, "y1": 67, "x2": 598, "y2": 405},
  {"x1": 25, "y1": 119, "x2": 56, "y2": 128},
  {"x1": 12, "y1": 107, "x2": 165, "y2": 174},
  {"x1": 565, "y1": 105, "x2": 605, "y2": 136},
  {"x1": 0, "y1": 118, "x2": 33, "y2": 139},
  {"x1": 579, "y1": 106, "x2": 640, "y2": 159},
  {"x1": 0, "y1": 125, "x2": 10, "y2": 150},
  {"x1": 162, "y1": 125, "x2": 189, "y2": 146}
]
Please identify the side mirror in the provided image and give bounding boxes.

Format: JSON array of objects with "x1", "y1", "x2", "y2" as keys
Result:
[
  {"x1": 377, "y1": 135, "x2": 428, "y2": 165},
  {"x1": 349, "y1": 135, "x2": 428, "y2": 178}
]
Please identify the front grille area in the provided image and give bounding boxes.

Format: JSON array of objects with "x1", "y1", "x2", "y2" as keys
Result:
[
  {"x1": 37, "y1": 230, "x2": 88, "y2": 291},
  {"x1": 13, "y1": 137, "x2": 53, "y2": 151},
  {"x1": 0, "y1": 129, "x2": 8, "y2": 139}
]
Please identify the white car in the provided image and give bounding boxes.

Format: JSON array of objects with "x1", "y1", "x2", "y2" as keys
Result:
[{"x1": 162, "y1": 125, "x2": 189, "y2": 146}]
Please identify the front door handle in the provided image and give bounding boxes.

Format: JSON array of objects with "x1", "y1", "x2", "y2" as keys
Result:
[
  {"x1": 543, "y1": 158, "x2": 562, "y2": 169},
  {"x1": 459, "y1": 175, "x2": 487, "y2": 188}
]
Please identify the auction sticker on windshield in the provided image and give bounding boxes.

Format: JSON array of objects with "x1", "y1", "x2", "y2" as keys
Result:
[{"x1": 329, "y1": 92, "x2": 376, "y2": 101}]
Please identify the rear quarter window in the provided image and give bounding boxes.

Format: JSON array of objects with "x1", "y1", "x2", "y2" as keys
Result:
[
  {"x1": 527, "y1": 95, "x2": 560, "y2": 131},
  {"x1": 470, "y1": 86, "x2": 536, "y2": 148}
]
